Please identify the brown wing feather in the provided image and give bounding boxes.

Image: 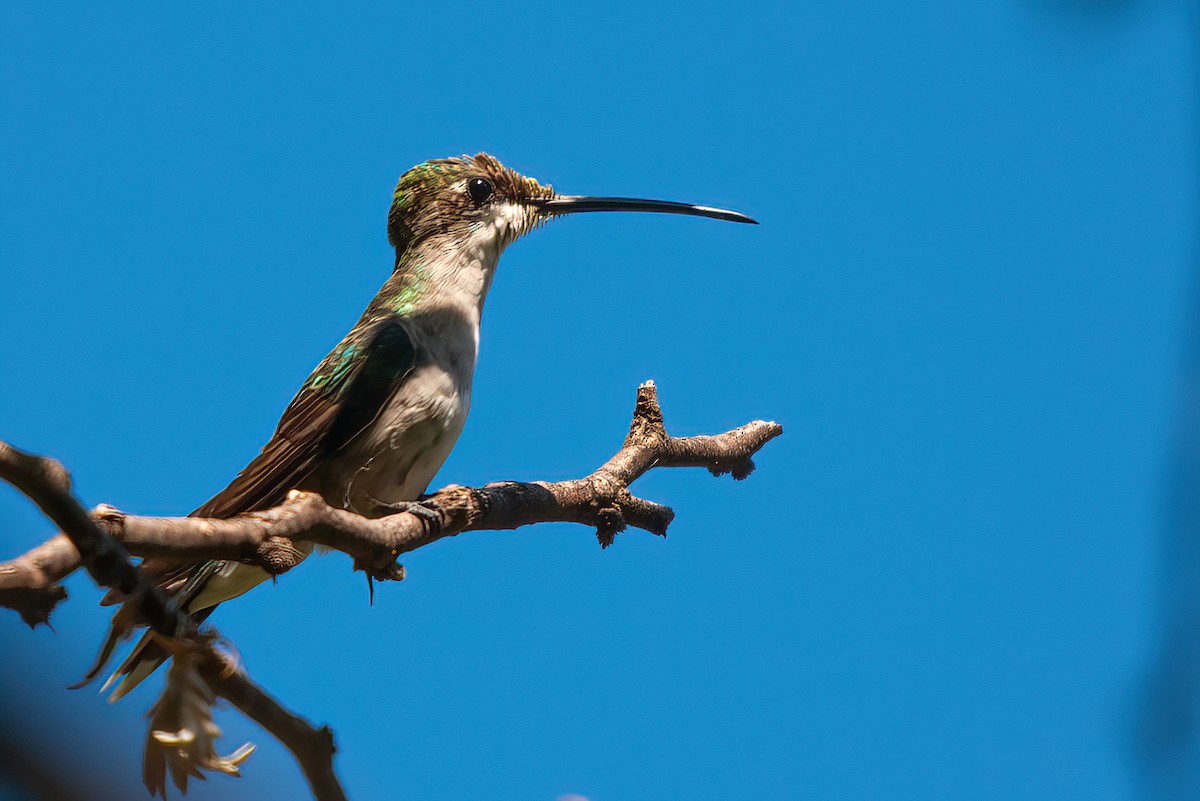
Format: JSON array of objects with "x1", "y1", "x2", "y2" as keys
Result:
[
  {"x1": 82, "y1": 318, "x2": 417, "y2": 691},
  {"x1": 190, "y1": 403, "x2": 339, "y2": 519},
  {"x1": 193, "y1": 316, "x2": 416, "y2": 519}
]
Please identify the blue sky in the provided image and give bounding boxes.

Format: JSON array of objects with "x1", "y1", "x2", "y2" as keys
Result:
[{"x1": 0, "y1": 1, "x2": 1197, "y2": 800}]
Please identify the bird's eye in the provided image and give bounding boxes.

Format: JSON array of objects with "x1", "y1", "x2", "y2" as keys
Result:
[{"x1": 467, "y1": 177, "x2": 493, "y2": 204}]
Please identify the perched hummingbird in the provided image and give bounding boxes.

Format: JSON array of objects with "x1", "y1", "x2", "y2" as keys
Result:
[{"x1": 91, "y1": 153, "x2": 756, "y2": 700}]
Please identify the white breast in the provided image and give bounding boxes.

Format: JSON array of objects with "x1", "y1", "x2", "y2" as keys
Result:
[
  {"x1": 328, "y1": 362, "x2": 471, "y2": 514},
  {"x1": 187, "y1": 364, "x2": 471, "y2": 612}
]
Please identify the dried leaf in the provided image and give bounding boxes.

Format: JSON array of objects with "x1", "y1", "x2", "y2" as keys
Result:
[{"x1": 143, "y1": 648, "x2": 255, "y2": 798}]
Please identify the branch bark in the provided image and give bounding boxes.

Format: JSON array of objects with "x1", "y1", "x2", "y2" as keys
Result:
[
  {"x1": 2, "y1": 382, "x2": 782, "y2": 624},
  {"x1": 0, "y1": 442, "x2": 349, "y2": 800},
  {"x1": 0, "y1": 381, "x2": 781, "y2": 800}
]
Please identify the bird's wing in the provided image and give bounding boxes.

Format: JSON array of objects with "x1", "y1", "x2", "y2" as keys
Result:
[
  {"x1": 81, "y1": 317, "x2": 416, "y2": 695},
  {"x1": 193, "y1": 315, "x2": 417, "y2": 519}
]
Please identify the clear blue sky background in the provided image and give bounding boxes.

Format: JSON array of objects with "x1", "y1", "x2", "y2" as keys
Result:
[{"x1": 1, "y1": 2, "x2": 1197, "y2": 800}]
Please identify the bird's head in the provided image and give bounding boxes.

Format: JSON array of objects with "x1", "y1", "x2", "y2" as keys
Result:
[{"x1": 386, "y1": 153, "x2": 756, "y2": 262}]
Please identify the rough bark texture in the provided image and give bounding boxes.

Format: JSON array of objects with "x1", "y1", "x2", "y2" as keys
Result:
[
  {"x1": 0, "y1": 382, "x2": 781, "y2": 801},
  {"x1": 2, "y1": 383, "x2": 781, "y2": 622}
]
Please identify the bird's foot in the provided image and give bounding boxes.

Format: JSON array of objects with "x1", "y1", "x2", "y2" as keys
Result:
[{"x1": 371, "y1": 498, "x2": 442, "y2": 530}]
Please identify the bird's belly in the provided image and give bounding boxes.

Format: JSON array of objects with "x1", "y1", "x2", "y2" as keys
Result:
[
  {"x1": 188, "y1": 399, "x2": 468, "y2": 612},
  {"x1": 354, "y1": 416, "x2": 465, "y2": 507},
  {"x1": 328, "y1": 368, "x2": 470, "y2": 514}
]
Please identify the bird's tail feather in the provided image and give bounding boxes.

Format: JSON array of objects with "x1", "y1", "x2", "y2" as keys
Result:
[
  {"x1": 100, "y1": 604, "x2": 219, "y2": 701},
  {"x1": 102, "y1": 630, "x2": 169, "y2": 702},
  {"x1": 80, "y1": 559, "x2": 272, "y2": 700},
  {"x1": 69, "y1": 592, "x2": 160, "y2": 690},
  {"x1": 69, "y1": 619, "x2": 128, "y2": 690}
]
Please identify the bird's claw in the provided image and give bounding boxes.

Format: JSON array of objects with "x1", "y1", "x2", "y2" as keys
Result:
[{"x1": 374, "y1": 499, "x2": 442, "y2": 530}]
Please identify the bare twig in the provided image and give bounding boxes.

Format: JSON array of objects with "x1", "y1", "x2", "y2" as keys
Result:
[{"x1": 200, "y1": 651, "x2": 343, "y2": 801}]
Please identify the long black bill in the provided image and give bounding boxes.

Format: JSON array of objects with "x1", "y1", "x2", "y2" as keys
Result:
[{"x1": 536, "y1": 195, "x2": 757, "y2": 225}]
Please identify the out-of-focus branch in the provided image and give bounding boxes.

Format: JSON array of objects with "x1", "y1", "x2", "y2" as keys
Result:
[
  {"x1": 0, "y1": 534, "x2": 75, "y2": 626},
  {"x1": 0, "y1": 442, "x2": 348, "y2": 801}
]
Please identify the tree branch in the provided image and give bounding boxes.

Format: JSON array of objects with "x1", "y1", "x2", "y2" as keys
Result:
[
  {"x1": 0, "y1": 436, "x2": 348, "y2": 800},
  {"x1": 1, "y1": 382, "x2": 782, "y2": 622},
  {"x1": 0, "y1": 534, "x2": 76, "y2": 626},
  {"x1": 0, "y1": 381, "x2": 781, "y2": 800},
  {"x1": 198, "y1": 649, "x2": 345, "y2": 801}
]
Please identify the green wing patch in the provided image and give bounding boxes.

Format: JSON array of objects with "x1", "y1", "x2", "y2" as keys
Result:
[{"x1": 191, "y1": 317, "x2": 416, "y2": 519}]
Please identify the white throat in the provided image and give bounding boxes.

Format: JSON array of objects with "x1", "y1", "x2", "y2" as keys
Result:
[{"x1": 422, "y1": 198, "x2": 532, "y2": 317}]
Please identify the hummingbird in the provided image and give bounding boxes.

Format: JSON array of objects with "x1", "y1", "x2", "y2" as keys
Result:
[{"x1": 89, "y1": 153, "x2": 756, "y2": 700}]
